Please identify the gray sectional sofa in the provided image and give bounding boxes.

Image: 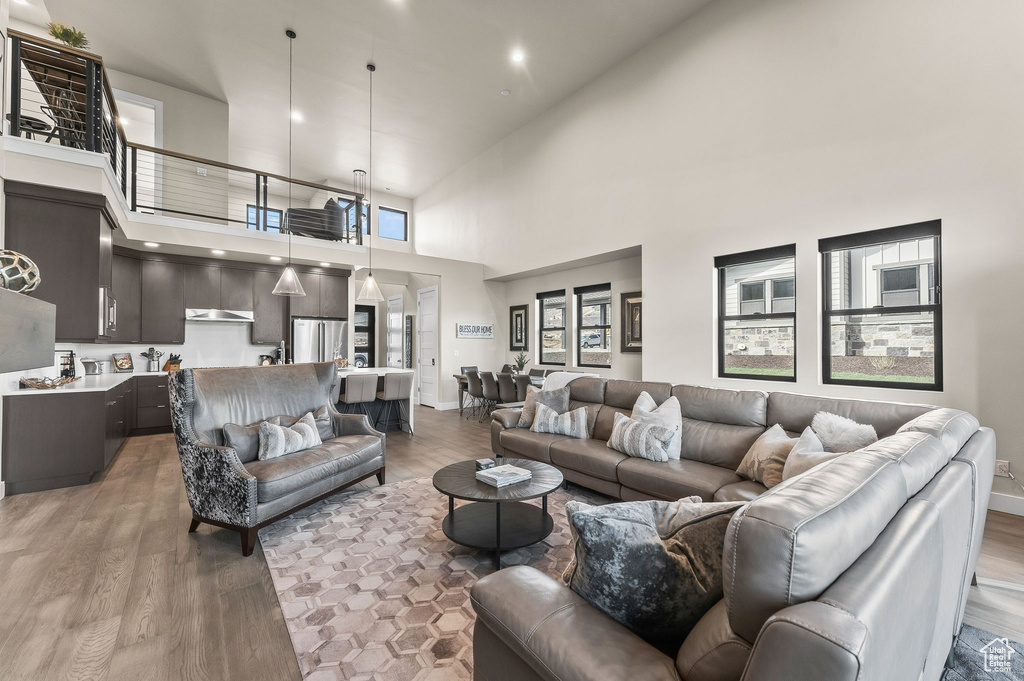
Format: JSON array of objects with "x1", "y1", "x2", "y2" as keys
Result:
[
  {"x1": 168, "y1": 362, "x2": 386, "y2": 556},
  {"x1": 478, "y1": 377, "x2": 995, "y2": 681}
]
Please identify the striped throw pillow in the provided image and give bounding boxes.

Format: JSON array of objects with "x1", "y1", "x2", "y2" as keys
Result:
[
  {"x1": 531, "y1": 403, "x2": 589, "y2": 439},
  {"x1": 607, "y1": 412, "x2": 673, "y2": 462}
]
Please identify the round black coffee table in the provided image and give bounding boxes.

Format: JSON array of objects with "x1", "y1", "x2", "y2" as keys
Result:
[{"x1": 432, "y1": 459, "x2": 563, "y2": 568}]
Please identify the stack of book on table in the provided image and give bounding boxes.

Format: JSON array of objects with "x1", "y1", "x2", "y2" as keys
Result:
[{"x1": 476, "y1": 464, "x2": 533, "y2": 488}]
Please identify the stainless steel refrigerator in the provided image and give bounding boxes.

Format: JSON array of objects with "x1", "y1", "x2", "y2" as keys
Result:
[{"x1": 292, "y1": 317, "x2": 348, "y2": 364}]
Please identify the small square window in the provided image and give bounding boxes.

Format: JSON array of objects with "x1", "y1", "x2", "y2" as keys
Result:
[{"x1": 378, "y1": 207, "x2": 408, "y2": 241}]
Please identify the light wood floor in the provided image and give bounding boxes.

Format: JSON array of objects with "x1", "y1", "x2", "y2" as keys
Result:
[{"x1": 0, "y1": 405, "x2": 1020, "y2": 680}]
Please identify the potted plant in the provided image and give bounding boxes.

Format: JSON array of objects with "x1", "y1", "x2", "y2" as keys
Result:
[
  {"x1": 47, "y1": 23, "x2": 90, "y2": 49},
  {"x1": 514, "y1": 351, "x2": 529, "y2": 373}
]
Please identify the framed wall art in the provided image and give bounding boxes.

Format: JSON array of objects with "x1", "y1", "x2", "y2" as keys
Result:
[{"x1": 620, "y1": 291, "x2": 642, "y2": 352}]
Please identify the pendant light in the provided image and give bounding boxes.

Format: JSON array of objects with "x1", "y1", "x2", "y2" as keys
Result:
[
  {"x1": 357, "y1": 63, "x2": 385, "y2": 303},
  {"x1": 273, "y1": 28, "x2": 306, "y2": 297}
]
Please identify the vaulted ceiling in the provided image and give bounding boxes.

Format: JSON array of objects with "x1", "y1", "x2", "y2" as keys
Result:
[{"x1": 20, "y1": 0, "x2": 713, "y2": 197}]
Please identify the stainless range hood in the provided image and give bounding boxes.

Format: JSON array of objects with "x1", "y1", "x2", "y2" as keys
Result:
[{"x1": 185, "y1": 308, "x2": 255, "y2": 323}]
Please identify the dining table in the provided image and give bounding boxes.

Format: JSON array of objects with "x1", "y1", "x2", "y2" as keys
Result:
[{"x1": 453, "y1": 372, "x2": 543, "y2": 416}]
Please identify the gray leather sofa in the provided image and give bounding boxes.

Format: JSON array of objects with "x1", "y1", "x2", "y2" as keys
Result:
[
  {"x1": 168, "y1": 362, "x2": 385, "y2": 555},
  {"x1": 478, "y1": 378, "x2": 994, "y2": 681}
]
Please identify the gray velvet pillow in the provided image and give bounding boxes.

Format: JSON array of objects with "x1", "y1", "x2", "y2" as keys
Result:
[
  {"x1": 518, "y1": 386, "x2": 571, "y2": 428},
  {"x1": 224, "y1": 415, "x2": 282, "y2": 463},
  {"x1": 257, "y1": 412, "x2": 322, "y2": 461},
  {"x1": 562, "y1": 498, "x2": 745, "y2": 651}
]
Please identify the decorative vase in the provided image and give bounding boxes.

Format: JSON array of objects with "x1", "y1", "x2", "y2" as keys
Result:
[{"x1": 0, "y1": 250, "x2": 41, "y2": 294}]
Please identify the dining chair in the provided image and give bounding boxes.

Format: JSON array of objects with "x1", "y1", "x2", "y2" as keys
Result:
[
  {"x1": 479, "y1": 372, "x2": 501, "y2": 422},
  {"x1": 514, "y1": 374, "x2": 533, "y2": 402},
  {"x1": 465, "y1": 370, "x2": 485, "y2": 419},
  {"x1": 496, "y1": 372, "x2": 517, "y2": 404}
]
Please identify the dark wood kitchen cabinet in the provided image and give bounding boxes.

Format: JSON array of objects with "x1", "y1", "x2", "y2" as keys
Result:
[
  {"x1": 221, "y1": 267, "x2": 254, "y2": 311},
  {"x1": 141, "y1": 259, "x2": 185, "y2": 343},
  {"x1": 252, "y1": 269, "x2": 288, "y2": 344},
  {"x1": 135, "y1": 374, "x2": 172, "y2": 431},
  {"x1": 111, "y1": 254, "x2": 142, "y2": 343},
  {"x1": 288, "y1": 272, "x2": 322, "y2": 317},
  {"x1": 320, "y1": 275, "x2": 349, "y2": 318},
  {"x1": 184, "y1": 264, "x2": 221, "y2": 309},
  {"x1": 4, "y1": 182, "x2": 117, "y2": 342}
]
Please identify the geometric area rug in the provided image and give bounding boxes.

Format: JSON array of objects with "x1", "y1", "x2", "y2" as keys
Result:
[
  {"x1": 946, "y1": 624, "x2": 1024, "y2": 681},
  {"x1": 259, "y1": 476, "x2": 609, "y2": 681}
]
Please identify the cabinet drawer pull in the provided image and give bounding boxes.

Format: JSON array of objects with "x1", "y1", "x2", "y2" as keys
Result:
[{"x1": 157, "y1": 405, "x2": 166, "y2": 408}]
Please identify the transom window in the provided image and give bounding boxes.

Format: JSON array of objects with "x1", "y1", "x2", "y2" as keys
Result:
[
  {"x1": 576, "y1": 284, "x2": 612, "y2": 368},
  {"x1": 820, "y1": 220, "x2": 942, "y2": 390},
  {"x1": 378, "y1": 207, "x2": 408, "y2": 241},
  {"x1": 537, "y1": 289, "x2": 566, "y2": 366},
  {"x1": 715, "y1": 245, "x2": 797, "y2": 381}
]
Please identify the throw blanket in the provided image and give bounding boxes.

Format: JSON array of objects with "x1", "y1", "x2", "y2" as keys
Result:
[{"x1": 542, "y1": 371, "x2": 600, "y2": 392}]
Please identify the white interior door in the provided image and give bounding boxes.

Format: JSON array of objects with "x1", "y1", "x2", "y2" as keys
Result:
[
  {"x1": 417, "y1": 285, "x2": 438, "y2": 408},
  {"x1": 386, "y1": 295, "x2": 404, "y2": 368}
]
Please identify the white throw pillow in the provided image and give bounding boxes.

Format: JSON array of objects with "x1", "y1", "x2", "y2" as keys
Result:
[
  {"x1": 782, "y1": 427, "x2": 841, "y2": 481},
  {"x1": 736, "y1": 424, "x2": 797, "y2": 488},
  {"x1": 531, "y1": 403, "x2": 589, "y2": 439},
  {"x1": 631, "y1": 392, "x2": 683, "y2": 460},
  {"x1": 811, "y1": 412, "x2": 878, "y2": 452},
  {"x1": 607, "y1": 412, "x2": 674, "y2": 462},
  {"x1": 257, "y1": 412, "x2": 322, "y2": 460}
]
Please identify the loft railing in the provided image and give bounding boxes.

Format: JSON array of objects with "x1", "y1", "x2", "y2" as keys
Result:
[
  {"x1": 7, "y1": 28, "x2": 129, "y2": 192},
  {"x1": 128, "y1": 144, "x2": 364, "y2": 244},
  {"x1": 6, "y1": 30, "x2": 364, "y2": 245}
]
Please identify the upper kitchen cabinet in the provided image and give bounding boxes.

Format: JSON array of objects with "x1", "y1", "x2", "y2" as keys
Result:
[
  {"x1": 4, "y1": 182, "x2": 117, "y2": 342},
  {"x1": 252, "y1": 269, "x2": 288, "y2": 344},
  {"x1": 320, "y1": 274, "x2": 349, "y2": 318},
  {"x1": 288, "y1": 272, "x2": 322, "y2": 318},
  {"x1": 141, "y1": 259, "x2": 185, "y2": 344},
  {"x1": 184, "y1": 264, "x2": 221, "y2": 310},
  {"x1": 285, "y1": 272, "x2": 348, "y2": 319},
  {"x1": 221, "y1": 268, "x2": 254, "y2": 311},
  {"x1": 111, "y1": 254, "x2": 142, "y2": 343}
]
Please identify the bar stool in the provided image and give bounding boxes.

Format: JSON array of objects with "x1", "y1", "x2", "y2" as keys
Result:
[
  {"x1": 479, "y1": 372, "x2": 500, "y2": 422},
  {"x1": 465, "y1": 370, "x2": 485, "y2": 419},
  {"x1": 496, "y1": 372, "x2": 517, "y2": 404},
  {"x1": 339, "y1": 373, "x2": 378, "y2": 417},
  {"x1": 376, "y1": 372, "x2": 415, "y2": 432},
  {"x1": 514, "y1": 374, "x2": 533, "y2": 402}
]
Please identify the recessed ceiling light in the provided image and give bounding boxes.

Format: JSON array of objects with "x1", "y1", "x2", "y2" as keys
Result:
[
  {"x1": 511, "y1": 49, "x2": 524, "y2": 64},
  {"x1": 211, "y1": 249, "x2": 225, "y2": 256},
  {"x1": 500, "y1": 89, "x2": 511, "y2": 97},
  {"x1": 291, "y1": 110, "x2": 303, "y2": 122},
  {"x1": 270, "y1": 256, "x2": 282, "y2": 261},
  {"x1": 119, "y1": 117, "x2": 130, "y2": 127},
  {"x1": 144, "y1": 242, "x2": 159, "y2": 248},
  {"x1": 320, "y1": 262, "x2": 330, "y2": 267}
]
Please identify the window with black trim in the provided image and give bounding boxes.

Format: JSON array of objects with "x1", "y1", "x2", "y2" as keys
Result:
[
  {"x1": 820, "y1": 220, "x2": 942, "y2": 390},
  {"x1": 537, "y1": 289, "x2": 566, "y2": 366},
  {"x1": 378, "y1": 207, "x2": 408, "y2": 241},
  {"x1": 715, "y1": 245, "x2": 797, "y2": 381},
  {"x1": 247, "y1": 204, "x2": 283, "y2": 233},
  {"x1": 576, "y1": 284, "x2": 612, "y2": 368}
]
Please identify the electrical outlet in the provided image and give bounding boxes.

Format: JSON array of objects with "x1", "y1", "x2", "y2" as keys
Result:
[
  {"x1": 453, "y1": 349, "x2": 460, "y2": 357},
  {"x1": 995, "y1": 460, "x2": 1011, "y2": 478},
  {"x1": 196, "y1": 167, "x2": 208, "y2": 177}
]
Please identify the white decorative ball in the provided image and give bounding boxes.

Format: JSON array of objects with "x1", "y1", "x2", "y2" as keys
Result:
[{"x1": 0, "y1": 250, "x2": 42, "y2": 294}]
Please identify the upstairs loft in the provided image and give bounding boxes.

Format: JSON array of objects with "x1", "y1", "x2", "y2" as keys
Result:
[{"x1": 4, "y1": 29, "x2": 375, "y2": 260}]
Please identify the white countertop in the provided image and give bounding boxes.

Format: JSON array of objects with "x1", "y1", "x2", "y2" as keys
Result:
[
  {"x1": 3, "y1": 371, "x2": 169, "y2": 397},
  {"x1": 337, "y1": 367, "x2": 415, "y2": 376}
]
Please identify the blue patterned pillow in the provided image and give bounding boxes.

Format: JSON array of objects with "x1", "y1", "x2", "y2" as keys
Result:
[{"x1": 562, "y1": 498, "x2": 746, "y2": 652}]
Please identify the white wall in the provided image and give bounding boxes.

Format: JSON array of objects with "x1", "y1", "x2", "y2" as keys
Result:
[
  {"x1": 413, "y1": 0, "x2": 1024, "y2": 495},
  {"x1": 501, "y1": 256, "x2": 642, "y2": 380}
]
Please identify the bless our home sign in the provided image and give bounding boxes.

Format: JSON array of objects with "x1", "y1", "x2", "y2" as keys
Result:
[{"x1": 456, "y1": 323, "x2": 494, "y2": 339}]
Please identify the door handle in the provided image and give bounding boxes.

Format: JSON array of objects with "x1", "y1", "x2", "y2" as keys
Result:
[{"x1": 432, "y1": 358, "x2": 435, "y2": 366}]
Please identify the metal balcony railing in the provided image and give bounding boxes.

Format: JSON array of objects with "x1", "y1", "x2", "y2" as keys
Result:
[{"x1": 6, "y1": 29, "x2": 364, "y2": 245}]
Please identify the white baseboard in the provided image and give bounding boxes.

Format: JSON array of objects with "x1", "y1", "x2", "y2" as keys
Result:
[
  {"x1": 0, "y1": 481, "x2": 5, "y2": 500},
  {"x1": 989, "y1": 491, "x2": 1024, "y2": 516},
  {"x1": 434, "y1": 401, "x2": 460, "y2": 411}
]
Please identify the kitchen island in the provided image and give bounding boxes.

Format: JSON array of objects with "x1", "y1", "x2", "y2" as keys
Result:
[{"x1": 336, "y1": 367, "x2": 416, "y2": 434}]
